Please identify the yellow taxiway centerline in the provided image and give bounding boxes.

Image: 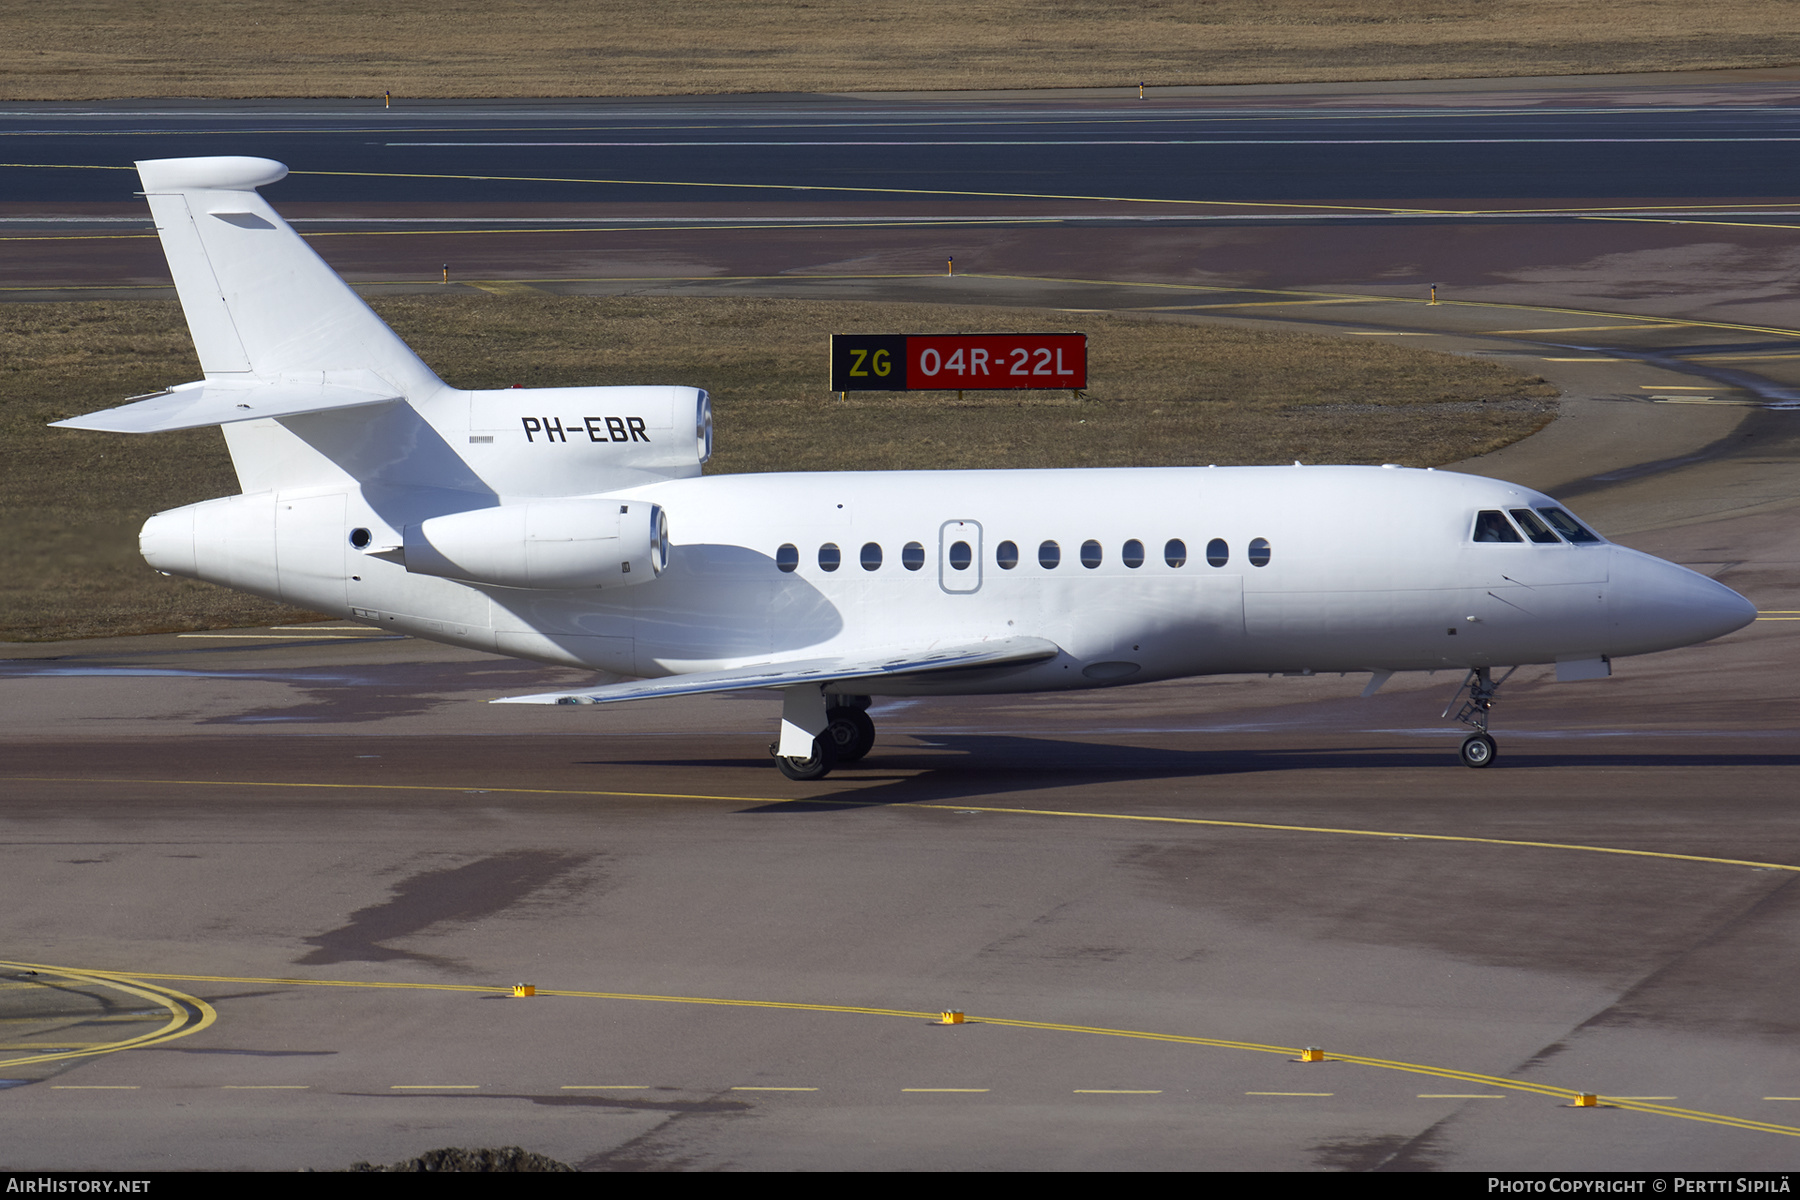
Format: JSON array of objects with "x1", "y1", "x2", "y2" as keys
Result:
[
  {"x1": 911, "y1": 804, "x2": 1800, "y2": 874},
  {"x1": 24, "y1": 961, "x2": 1798, "y2": 1139},
  {"x1": 5, "y1": 251, "x2": 1794, "y2": 349},
  {"x1": 9, "y1": 776, "x2": 1799, "y2": 875},
  {"x1": 0, "y1": 963, "x2": 216, "y2": 1071},
  {"x1": 12, "y1": 159, "x2": 1800, "y2": 221}
]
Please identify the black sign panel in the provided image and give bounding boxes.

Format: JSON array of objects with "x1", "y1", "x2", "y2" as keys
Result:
[
  {"x1": 831, "y1": 333, "x2": 1088, "y2": 392},
  {"x1": 829, "y1": 334, "x2": 908, "y2": 391}
]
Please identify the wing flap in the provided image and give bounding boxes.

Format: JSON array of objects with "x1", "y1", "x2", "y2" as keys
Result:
[
  {"x1": 52, "y1": 375, "x2": 402, "y2": 434},
  {"x1": 492, "y1": 636, "x2": 1062, "y2": 705}
]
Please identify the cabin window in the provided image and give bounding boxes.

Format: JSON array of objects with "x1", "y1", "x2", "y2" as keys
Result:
[
  {"x1": 902, "y1": 541, "x2": 925, "y2": 571},
  {"x1": 819, "y1": 543, "x2": 842, "y2": 571},
  {"x1": 1249, "y1": 537, "x2": 1272, "y2": 567},
  {"x1": 1509, "y1": 509, "x2": 1561, "y2": 544},
  {"x1": 1164, "y1": 538, "x2": 1187, "y2": 568},
  {"x1": 777, "y1": 543, "x2": 799, "y2": 573},
  {"x1": 1473, "y1": 510, "x2": 1522, "y2": 543},
  {"x1": 1536, "y1": 507, "x2": 1601, "y2": 543},
  {"x1": 1206, "y1": 538, "x2": 1228, "y2": 568},
  {"x1": 861, "y1": 542, "x2": 883, "y2": 571},
  {"x1": 1081, "y1": 539, "x2": 1103, "y2": 569},
  {"x1": 1039, "y1": 540, "x2": 1061, "y2": 569},
  {"x1": 996, "y1": 540, "x2": 1020, "y2": 570},
  {"x1": 1122, "y1": 539, "x2": 1144, "y2": 568},
  {"x1": 949, "y1": 541, "x2": 972, "y2": 570}
]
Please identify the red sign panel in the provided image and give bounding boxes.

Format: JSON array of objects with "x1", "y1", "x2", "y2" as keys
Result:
[{"x1": 906, "y1": 334, "x2": 1087, "y2": 389}]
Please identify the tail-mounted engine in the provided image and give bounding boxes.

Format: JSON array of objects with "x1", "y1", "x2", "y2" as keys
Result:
[
  {"x1": 397, "y1": 499, "x2": 668, "y2": 590},
  {"x1": 462, "y1": 385, "x2": 712, "y2": 495}
]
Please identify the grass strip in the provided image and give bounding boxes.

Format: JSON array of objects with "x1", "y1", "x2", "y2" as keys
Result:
[{"x1": 4, "y1": 2, "x2": 1798, "y2": 99}]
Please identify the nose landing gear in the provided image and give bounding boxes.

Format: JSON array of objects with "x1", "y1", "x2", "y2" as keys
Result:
[{"x1": 1444, "y1": 666, "x2": 1514, "y2": 768}]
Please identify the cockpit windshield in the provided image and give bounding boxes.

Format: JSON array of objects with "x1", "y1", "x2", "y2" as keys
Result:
[
  {"x1": 1509, "y1": 508, "x2": 1562, "y2": 544},
  {"x1": 1535, "y1": 506, "x2": 1601, "y2": 543},
  {"x1": 1471, "y1": 505, "x2": 1603, "y2": 546}
]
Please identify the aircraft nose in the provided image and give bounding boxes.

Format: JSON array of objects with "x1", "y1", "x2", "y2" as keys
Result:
[{"x1": 1608, "y1": 547, "x2": 1758, "y2": 654}]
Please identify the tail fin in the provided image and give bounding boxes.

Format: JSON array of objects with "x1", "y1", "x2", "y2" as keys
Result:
[
  {"x1": 133, "y1": 156, "x2": 441, "y2": 398},
  {"x1": 57, "y1": 157, "x2": 710, "y2": 498}
]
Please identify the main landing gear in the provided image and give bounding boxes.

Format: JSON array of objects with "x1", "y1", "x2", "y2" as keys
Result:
[
  {"x1": 771, "y1": 697, "x2": 875, "y2": 781},
  {"x1": 1444, "y1": 666, "x2": 1514, "y2": 768},
  {"x1": 773, "y1": 737, "x2": 834, "y2": 782}
]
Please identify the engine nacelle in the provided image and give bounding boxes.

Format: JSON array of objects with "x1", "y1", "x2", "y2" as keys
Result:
[
  {"x1": 462, "y1": 385, "x2": 712, "y2": 496},
  {"x1": 400, "y1": 499, "x2": 668, "y2": 590}
]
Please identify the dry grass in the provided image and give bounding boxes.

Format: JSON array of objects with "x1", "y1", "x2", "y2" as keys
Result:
[
  {"x1": 376, "y1": 295, "x2": 1556, "y2": 472},
  {"x1": 2, "y1": 294, "x2": 1553, "y2": 640},
  {"x1": 3, "y1": 2, "x2": 1798, "y2": 100}
]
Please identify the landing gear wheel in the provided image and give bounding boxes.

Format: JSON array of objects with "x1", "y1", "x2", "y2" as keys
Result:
[
  {"x1": 773, "y1": 735, "x2": 837, "y2": 781},
  {"x1": 1460, "y1": 733, "x2": 1497, "y2": 769},
  {"x1": 823, "y1": 707, "x2": 876, "y2": 764}
]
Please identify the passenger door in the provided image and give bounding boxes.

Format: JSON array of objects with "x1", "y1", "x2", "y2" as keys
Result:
[{"x1": 938, "y1": 519, "x2": 983, "y2": 594}]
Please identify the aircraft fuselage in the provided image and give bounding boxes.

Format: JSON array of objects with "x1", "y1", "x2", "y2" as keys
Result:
[{"x1": 142, "y1": 463, "x2": 1753, "y2": 695}]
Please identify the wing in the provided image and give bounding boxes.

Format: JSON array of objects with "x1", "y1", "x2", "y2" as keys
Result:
[{"x1": 491, "y1": 636, "x2": 1062, "y2": 705}]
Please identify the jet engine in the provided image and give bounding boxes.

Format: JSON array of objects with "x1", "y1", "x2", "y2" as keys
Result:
[{"x1": 398, "y1": 499, "x2": 668, "y2": 590}]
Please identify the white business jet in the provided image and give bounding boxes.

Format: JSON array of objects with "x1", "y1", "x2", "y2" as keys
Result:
[{"x1": 55, "y1": 157, "x2": 1757, "y2": 777}]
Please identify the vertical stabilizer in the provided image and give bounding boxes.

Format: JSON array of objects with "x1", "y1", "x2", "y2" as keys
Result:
[{"x1": 135, "y1": 157, "x2": 443, "y2": 399}]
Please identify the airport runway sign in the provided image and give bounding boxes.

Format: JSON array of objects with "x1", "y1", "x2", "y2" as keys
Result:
[{"x1": 830, "y1": 333, "x2": 1087, "y2": 391}]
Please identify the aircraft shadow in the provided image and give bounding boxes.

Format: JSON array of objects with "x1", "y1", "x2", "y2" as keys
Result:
[{"x1": 607, "y1": 733, "x2": 1800, "y2": 812}]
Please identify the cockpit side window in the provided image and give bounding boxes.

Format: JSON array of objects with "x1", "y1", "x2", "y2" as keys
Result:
[
  {"x1": 1509, "y1": 508, "x2": 1562, "y2": 544},
  {"x1": 1536, "y1": 507, "x2": 1601, "y2": 543},
  {"x1": 1473, "y1": 510, "x2": 1523, "y2": 543}
]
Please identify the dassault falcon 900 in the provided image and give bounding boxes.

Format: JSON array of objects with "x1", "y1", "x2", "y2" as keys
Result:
[{"x1": 54, "y1": 157, "x2": 1757, "y2": 778}]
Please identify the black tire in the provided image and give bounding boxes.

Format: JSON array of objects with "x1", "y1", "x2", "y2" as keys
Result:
[
  {"x1": 1460, "y1": 733, "x2": 1497, "y2": 768},
  {"x1": 774, "y1": 735, "x2": 837, "y2": 781},
  {"x1": 823, "y1": 707, "x2": 876, "y2": 764}
]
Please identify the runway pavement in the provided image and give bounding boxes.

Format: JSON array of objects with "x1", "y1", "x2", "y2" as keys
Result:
[{"x1": 3, "y1": 74, "x2": 1799, "y2": 1172}]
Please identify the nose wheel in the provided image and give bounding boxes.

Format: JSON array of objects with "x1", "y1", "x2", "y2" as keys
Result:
[
  {"x1": 1444, "y1": 666, "x2": 1513, "y2": 768},
  {"x1": 1459, "y1": 733, "x2": 1497, "y2": 768}
]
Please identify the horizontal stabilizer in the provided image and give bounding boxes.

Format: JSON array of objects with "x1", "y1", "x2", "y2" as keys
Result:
[
  {"x1": 52, "y1": 374, "x2": 401, "y2": 434},
  {"x1": 492, "y1": 636, "x2": 1062, "y2": 705}
]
